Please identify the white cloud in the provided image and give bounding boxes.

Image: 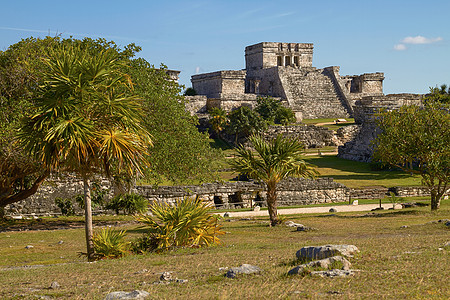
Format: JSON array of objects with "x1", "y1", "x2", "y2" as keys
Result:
[
  {"x1": 401, "y1": 35, "x2": 443, "y2": 44},
  {"x1": 195, "y1": 66, "x2": 201, "y2": 74},
  {"x1": 394, "y1": 44, "x2": 407, "y2": 51}
]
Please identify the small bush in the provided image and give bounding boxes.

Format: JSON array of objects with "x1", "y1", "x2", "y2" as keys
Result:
[
  {"x1": 55, "y1": 197, "x2": 75, "y2": 216},
  {"x1": 75, "y1": 182, "x2": 108, "y2": 209},
  {"x1": 92, "y1": 227, "x2": 129, "y2": 259},
  {"x1": 184, "y1": 87, "x2": 197, "y2": 96},
  {"x1": 105, "y1": 193, "x2": 148, "y2": 215},
  {"x1": 135, "y1": 197, "x2": 224, "y2": 252},
  {"x1": 275, "y1": 106, "x2": 296, "y2": 125}
]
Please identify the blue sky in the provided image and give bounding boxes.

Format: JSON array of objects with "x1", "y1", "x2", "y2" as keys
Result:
[{"x1": 1, "y1": 0, "x2": 448, "y2": 94}]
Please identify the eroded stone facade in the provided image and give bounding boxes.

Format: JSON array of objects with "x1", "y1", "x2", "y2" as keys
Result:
[{"x1": 188, "y1": 42, "x2": 386, "y2": 120}]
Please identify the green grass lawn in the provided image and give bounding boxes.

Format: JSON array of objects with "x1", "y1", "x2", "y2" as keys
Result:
[
  {"x1": 304, "y1": 155, "x2": 422, "y2": 188},
  {"x1": 302, "y1": 118, "x2": 356, "y2": 131},
  {"x1": 0, "y1": 201, "x2": 448, "y2": 299}
]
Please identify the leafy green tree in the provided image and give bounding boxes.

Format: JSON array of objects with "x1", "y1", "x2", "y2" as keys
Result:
[
  {"x1": 231, "y1": 135, "x2": 317, "y2": 226},
  {"x1": 227, "y1": 106, "x2": 266, "y2": 144},
  {"x1": 0, "y1": 37, "x2": 60, "y2": 216},
  {"x1": 255, "y1": 96, "x2": 296, "y2": 125},
  {"x1": 1, "y1": 36, "x2": 219, "y2": 215},
  {"x1": 425, "y1": 84, "x2": 450, "y2": 104},
  {"x1": 373, "y1": 101, "x2": 450, "y2": 210},
  {"x1": 21, "y1": 44, "x2": 152, "y2": 260},
  {"x1": 127, "y1": 60, "x2": 220, "y2": 185}
]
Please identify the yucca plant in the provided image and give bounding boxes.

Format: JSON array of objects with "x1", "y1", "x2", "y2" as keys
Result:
[
  {"x1": 136, "y1": 197, "x2": 224, "y2": 252},
  {"x1": 92, "y1": 227, "x2": 130, "y2": 259}
]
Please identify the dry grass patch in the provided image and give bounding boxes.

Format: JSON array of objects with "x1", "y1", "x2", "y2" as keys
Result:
[{"x1": 0, "y1": 201, "x2": 449, "y2": 299}]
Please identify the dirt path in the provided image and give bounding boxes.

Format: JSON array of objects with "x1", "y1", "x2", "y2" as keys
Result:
[{"x1": 215, "y1": 203, "x2": 401, "y2": 218}]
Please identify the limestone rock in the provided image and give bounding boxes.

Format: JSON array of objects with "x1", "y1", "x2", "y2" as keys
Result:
[
  {"x1": 49, "y1": 281, "x2": 60, "y2": 289},
  {"x1": 288, "y1": 256, "x2": 351, "y2": 275},
  {"x1": 25, "y1": 245, "x2": 34, "y2": 249},
  {"x1": 310, "y1": 269, "x2": 355, "y2": 277},
  {"x1": 226, "y1": 264, "x2": 262, "y2": 278},
  {"x1": 285, "y1": 221, "x2": 304, "y2": 228},
  {"x1": 296, "y1": 244, "x2": 359, "y2": 260},
  {"x1": 104, "y1": 290, "x2": 150, "y2": 300},
  {"x1": 159, "y1": 272, "x2": 173, "y2": 282},
  {"x1": 296, "y1": 225, "x2": 317, "y2": 232}
]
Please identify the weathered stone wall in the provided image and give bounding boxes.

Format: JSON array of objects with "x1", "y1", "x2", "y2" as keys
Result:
[
  {"x1": 184, "y1": 95, "x2": 208, "y2": 114},
  {"x1": 5, "y1": 177, "x2": 350, "y2": 215},
  {"x1": 339, "y1": 93, "x2": 423, "y2": 162},
  {"x1": 245, "y1": 42, "x2": 314, "y2": 71},
  {"x1": 263, "y1": 125, "x2": 339, "y2": 148},
  {"x1": 137, "y1": 177, "x2": 350, "y2": 209},
  {"x1": 5, "y1": 176, "x2": 446, "y2": 216},
  {"x1": 191, "y1": 70, "x2": 246, "y2": 99},
  {"x1": 190, "y1": 42, "x2": 396, "y2": 120},
  {"x1": 277, "y1": 67, "x2": 352, "y2": 119},
  {"x1": 4, "y1": 176, "x2": 114, "y2": 216},
  {"x1": 350, "y1": 186, "x2": 449, "y2": 200}
]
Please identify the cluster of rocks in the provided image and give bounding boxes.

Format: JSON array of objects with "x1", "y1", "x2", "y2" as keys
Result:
[
  {"x1": 285, "y1": 220, "x2": 317, "y2": 232},
  {"x1": 288, "y1": 244, "x2": 359, "y2": 277},
  {"x1": 154, "y1": 271, "x2": 188, "y2": 285}
]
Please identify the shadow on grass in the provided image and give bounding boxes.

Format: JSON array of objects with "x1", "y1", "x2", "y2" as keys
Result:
[
  {"x1": 317, "y1": 209, "x2": 422, "y2": 219},
  {"x1": 304, "y1": 156, "x2": 412, "y2": 181},
  {"x1": 210, "y1": 138, "x2": 233, "y2": 150}
]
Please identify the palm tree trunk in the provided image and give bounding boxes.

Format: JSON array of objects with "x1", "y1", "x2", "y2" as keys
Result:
[
  {"x1": 266, "y1": 183, "x2": 279, "y2": 226},
  {"x1": 83, "y1": 177, "x2": 94, "y2": 261}
]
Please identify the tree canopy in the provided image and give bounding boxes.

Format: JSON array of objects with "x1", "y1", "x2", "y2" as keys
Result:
[
  {"x1": 373, "y1": 101, "x2": 450, "y2": 210},
  {"x1": 425, "y1": 84, "x2": 450, "y2": 104},
  {"x1": 0, "y1": 36, "x2": 219, "y2": 215},
  {"x1": 20, "y1": 43, "x2": 151, "y2": 260}
]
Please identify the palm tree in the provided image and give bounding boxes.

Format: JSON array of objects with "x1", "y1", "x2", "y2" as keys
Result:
[
  {"x1": 21, "y1": 45, "x2": 152, "y2": 260},
  {"x1": 231, "y1": 135, "x2": 317, "y2": 226}
]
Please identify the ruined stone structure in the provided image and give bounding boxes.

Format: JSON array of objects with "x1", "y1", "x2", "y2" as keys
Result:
[
  {"x1": 338, "y1": 93, "x2": 423, "y2": 162},
  {"x1": 189, "y1": 42, "x2": 386, "y2": 120},
  {"x1": 5, "y1": 175, "x2": 445, "y2": 217}
]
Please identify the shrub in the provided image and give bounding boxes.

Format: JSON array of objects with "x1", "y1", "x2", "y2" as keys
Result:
[
  {"x1": 55, "y1": 197, "x2": 75, "y2": 216},
  {"x1": 135, "y1": 197, "x2": 224, "y2": 252},
  {"x1": 75, "y1": 182, "x2": 108, "y2": 209},
  {"x1": 105, "y1": 193, "x2": 148, "y2": 215},
  {"x1": 92, "y1": 227, "x2": 129, "y2": 259},
  {"x1": 184, "y1": 87, "x2": 197, "y2": 96},
  {"x1": 208, "y1": 107, "x2": 228, "y2": 136},
  {"x1": 275, "y1": 106, "x2": 296, "y2": 125},
  {"x1": 255, "y1": 96, "x2": 296, "y2": 125},
  {"x1": 226, "y1": 106, "x2": 266, "y2": 143}
]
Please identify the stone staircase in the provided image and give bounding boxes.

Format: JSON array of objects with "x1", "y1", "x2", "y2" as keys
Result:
[{"x1": 278, "y1": 67, "x2": 351, "y2": 119}]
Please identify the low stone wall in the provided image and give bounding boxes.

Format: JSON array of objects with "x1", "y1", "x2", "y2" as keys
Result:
[
  {"x1": 4, "y1": 176, "x2": 446, "y2": 216},
  {"x1": 350, "y1": 186, "x2": 449, "y2": 200},
  {"x1": 4, "y1": 176, "x2": 114, "y2": 216},
  {"x1": 262, "y1": 124, "x2": 359, "y2": 148},
  {"x1": 5, "y1": 177, "x2": 351, "y2": 215},
  {"x1": 350, "y1": 187, "x2": 390, "y2": 200},
  {"x1": 137, "y1": 177, "x2": 350, "y2": 209}
]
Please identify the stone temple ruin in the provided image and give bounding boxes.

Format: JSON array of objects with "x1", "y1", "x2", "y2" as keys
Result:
[
  {"x1": 185, "y1": 42, "x2": 423, "y2": 161},
  {"x1": 187, "y1": 42, "x2": 389, "y2": 120}
]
